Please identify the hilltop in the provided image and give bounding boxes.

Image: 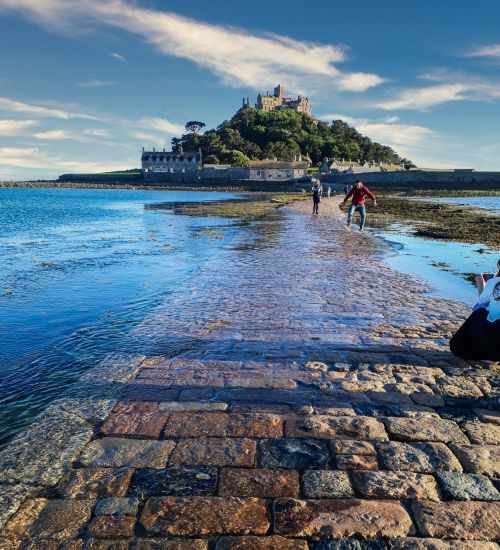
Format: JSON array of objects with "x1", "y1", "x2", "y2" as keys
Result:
[{"x1": 174, "y1": 107, "x2": 414, "y2": 168}]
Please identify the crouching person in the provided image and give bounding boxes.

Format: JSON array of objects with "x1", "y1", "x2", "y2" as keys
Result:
[{"x1": 450, "y1": 267, "x2": 500, "y2": 361}]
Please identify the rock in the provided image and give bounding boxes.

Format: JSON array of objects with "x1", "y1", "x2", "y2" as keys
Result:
[
  {"x1": 313, "y1": 539, "x2": 388, "y2": 549},
  {"x1": 387, "y1": 538, "x2": 500, "y2": 549},
  {"x1": 336, "y1": 455, "x2": 378, "y2": 471},
  {"x1": 412, "y1": 501, "x2": 500, "y2": 540},
  {"x1": 170, "y1": 438, "x2": 256, "y2": 467},
  {"x1": 305, "y1": 361, "x2": 329, "y2": 372},
  {"x1": 259, "y1": 439, "x2": 330, "y2": 469},
  {"x1": 163, "y1": 413, "x2": 283, "y2": 438},
  {"x1": 23, "y1": 499, "x2": 94, "y2": 542},
  {"x1": 436, "y1": 472, "x2": 500, "y2": 501},
  {"x1": 332, "y1": 440, "x2": 376, "y2": 455},
  {"x1": 377, "y1": 442, "x2": 462, "y2": 473},
  {"x1": 88, "y1": 515, "x2": 136, "y2": 539},
  {"x1": 0, "y1": 409, "x2": 93, "y2": 487},
  {"x1": 462, "y1": 421, "x2": 500, "y2": 445},
  {"x1": 450, "y1": 444, "x2": 500, "y2": 476},
  {"x1": 215, "y1": 537, "x2": 308, "y2": 549},
  {"x1": 100, "y1": 412, "x2": 167, "y2": 439},
  {"x1": 140, "y1": 497, "x2": 269, "y2": 536},
  {"x1": 0, "y1": 484, "x2": 36, "y2": 531},
  {"x1": 273, "y1": 498, "x2": 413, "y2": 538},
  {"x1": 383, "y1": 417, "x2": 468, "y2": 444},
  {"x1": 128, "y1": 466, "x2": 217, "y2": 499},
  {"x1": 474, "y1": 408, "x2": 500, "y2": 425},
  {"x1": 286, "y1": 416, "x2": 388, "y2": 441},
  {"x1": 79, "y1": 438, "x2": 175, "y2": 468},
  {"x1": 411, "y1": 393, "x2": 445, "y2": 408},
  {"x1": 219, "y1": 468, "x2": 300, "y2": 497},
  {"x1": 1, "y1": 498, "x2": 48, "y2": 539},
  {"x1": 158, "y1": 402, "x2": 228, "y2": 412},
  {"x1": 85, "y1": 539, "x2": 129, "y2": 549},
  {"x1": 302, "y1": 470, "x2": 354, "y2": 498},
  {"x1": 94, "y1": 497, "x2": 138, "y2": 516},
  {"x1": 351, "y1": 471, "x2": 440, "y2": 501},
  {"x1": 129, "y1": 540, "x2": 208, "y2": 550},
  {"x1": 297, "y1": 405, "x2": 314, "y2": 416},
  {"x1": 0, "y1": 539, "x2": 22, "y2": 550},
  {"x1": 55, "y1": 468, "x2": 133, "y2": 498}
]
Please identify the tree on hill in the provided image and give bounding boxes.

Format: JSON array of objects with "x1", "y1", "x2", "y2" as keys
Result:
[
  {"x1": 185, "y1": 121, "x2": 206, "y2": 134},
  {"x1": 173, "y1": 108, "x2": 410, "y2": 167}
]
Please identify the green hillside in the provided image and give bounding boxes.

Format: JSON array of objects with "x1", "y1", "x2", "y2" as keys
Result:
[{"x1": 174, "y1": 107, "x2": 414, "y2": 168}]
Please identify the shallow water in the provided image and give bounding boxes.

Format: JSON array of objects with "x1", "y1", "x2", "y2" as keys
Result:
[
  {"x1": 0, "y1": 188, "x2": 495, "y2": 447},
  {"x1": 0, "y1": 188, "x2": 238, "y2": 446},
  {"x1": 426, "y1": 195, "x2": 500, "y2": 214},
  {"x1": 372, "y1": 223, "x2": 498, "y2": 306}
]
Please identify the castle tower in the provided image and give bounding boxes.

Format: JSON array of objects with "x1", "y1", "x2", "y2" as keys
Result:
[{"x1": 274, "y1": 84, "x2": 285, "y2": 98}]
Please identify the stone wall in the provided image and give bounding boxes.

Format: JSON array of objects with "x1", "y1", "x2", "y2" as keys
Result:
[{"x1": 322, "y1": 170, "x2": 500, "y2": 189}]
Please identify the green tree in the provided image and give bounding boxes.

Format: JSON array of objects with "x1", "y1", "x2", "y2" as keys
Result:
[
  {"x1": 221, "y1": 150, "x2": 250, "y2": 167},
  {"x1": 185, "y1": 121, "x2": 206, "y2": 134},
  {"x1": 174, "y1": 108, "x2": 412, "y2": 167}
]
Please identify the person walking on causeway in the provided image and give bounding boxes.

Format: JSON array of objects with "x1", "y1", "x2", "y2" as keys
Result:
[
  {"x1": 311, "y1": 179, "x2": 321, "y2": 215},
  {"x1": 340, "y1": 180, "x2": 377, "y2": 231}
]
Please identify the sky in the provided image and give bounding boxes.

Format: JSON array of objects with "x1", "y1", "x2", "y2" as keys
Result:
[{"x1": 1, "y1": 0, "x2": 500, "y2": 180}]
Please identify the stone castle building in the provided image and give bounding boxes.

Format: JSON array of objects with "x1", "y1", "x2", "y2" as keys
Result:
[
  {"x1": 141, "y1": 147, "x2": 202, "y2": 177},
  {"x1": 248, "y1": 84, "x2": 312, "y2": 115}
]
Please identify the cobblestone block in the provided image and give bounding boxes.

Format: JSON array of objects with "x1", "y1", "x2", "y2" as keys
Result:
[
  {"x1": 219, "y1": 468, "x2": 300, "y2": 497},
  {"x1": 140, "y1": 497, "x2": 269, "y2": 536}
]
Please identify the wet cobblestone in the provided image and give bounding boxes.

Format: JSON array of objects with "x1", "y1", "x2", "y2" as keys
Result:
[{"x1": 0, "y1": 199, "x2": 498, "y2": 548}]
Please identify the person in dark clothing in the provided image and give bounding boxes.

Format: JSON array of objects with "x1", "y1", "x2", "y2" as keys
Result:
[
  {"x1": 450, "y1": 277, "x2": 500, "y2": 361},
  {"x1": 340, "y1": 180, "x2": 377, "y2": 231},
  {"x1": 312, "y1": 180, "x2": 321, "y2": 215}
]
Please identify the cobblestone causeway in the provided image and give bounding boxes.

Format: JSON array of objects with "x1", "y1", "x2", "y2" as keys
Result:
[{"x1": 0, "y1": 198, "x2": 498, "y2": 548}]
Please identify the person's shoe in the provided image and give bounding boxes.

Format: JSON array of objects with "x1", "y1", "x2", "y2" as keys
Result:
[{"x1": 360, "y1": 226, "x2": 365, "y2": 232}]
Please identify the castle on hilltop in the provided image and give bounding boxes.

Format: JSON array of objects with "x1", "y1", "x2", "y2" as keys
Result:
[{"x1": 242, "y1": 84, "x2": 312, "y2": 116}]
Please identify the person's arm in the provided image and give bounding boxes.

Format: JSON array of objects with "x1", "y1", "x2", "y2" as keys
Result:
[
  {"x1": 475, "y1": 275, "x2": 487, "y2": 295},
  {"x1": 341, "y1": 187, "x2": 354, "y2": 206},
  {"x1": 364, "y1": 187, "x2": 377, "y2": 206}
]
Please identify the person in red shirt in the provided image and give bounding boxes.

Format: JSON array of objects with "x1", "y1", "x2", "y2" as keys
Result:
[{"x1": 340, "y1": 180, "x2": 377, "y2": 231}]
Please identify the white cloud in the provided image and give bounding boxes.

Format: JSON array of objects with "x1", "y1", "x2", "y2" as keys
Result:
[
  {"x1": 0, "y1": 95, "x2": 100, "y2": 120},
  {"x1": 319, "y1": 113, "x2": 434, "y2": 150},
  {"x1": 33, "y1": 128, "x2": 115, "y2": 144},
  {"x1": 338, "y1": 73, "x2": 385, "y2": 92},
  {"x1": 0, "y1": 0, "x2": 384, "y2": 94},
  {"x1": 373, "y1": 69, "x2": 500, "y2": 112},
  {"x1": 0, "y1": 146, "x2": 135, "y2": 173},
  {"x1": 130, "y1": 131, "x2": 167, "y2": 145},
  {"x1": 110, "y1": 52, "x2": 126, "y2": 63},
  {"x1": 0, "y1": 119, "x2": 38, "y2": 136},
  {"x1": 138, "y1": 117, "x2": 185, "y2": 136},
  {"x1": 33, "y1": 129, "x2": 74, "y2": 140},
  {"x1": 466, "y1": 44, "x2": 500, "y2": 59},
  {"x1": 373, "y1": 83, "x2": 468, "y2": 111},
  {"x1": 78, "y1": 79, "x2": 115, "y2": 88},
  {"x1": 83, "y1": 128, "x2": 111, "y2": 138}
]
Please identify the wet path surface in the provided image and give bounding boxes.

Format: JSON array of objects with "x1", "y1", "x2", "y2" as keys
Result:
[{"x1": 0, "y1": 198, "x2": 499, "y2": 549}]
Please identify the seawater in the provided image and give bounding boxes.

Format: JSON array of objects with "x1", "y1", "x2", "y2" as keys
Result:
[
  {"x1": 372, "y1": 194, "x2": 500, "y2": 305},
  {"x1": 430, "y1": 195, "x2": 500, "y2": 215},
  {"x1": 0, "y1": 187, "x2": 238, "y2": 446}
]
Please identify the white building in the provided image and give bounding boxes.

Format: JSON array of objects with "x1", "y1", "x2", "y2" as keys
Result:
[
  {"x1": 246, "y1": 160, "x2": 309, "y2": 181},
  {"x1": 142, "y1": 148, "x2": 202, "y2": 177}
]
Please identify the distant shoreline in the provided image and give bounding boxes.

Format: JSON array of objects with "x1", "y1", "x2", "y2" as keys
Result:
[{"x1": 0, "y1": 180, "x2": 307, "y2": 192}]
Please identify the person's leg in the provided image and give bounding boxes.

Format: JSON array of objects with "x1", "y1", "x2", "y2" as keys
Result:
[
  {"x1": 358, "y1": 205, "x2": 366, "y2": 230},
  {"x1": 347, "y1": 204, "x2": 355, "y2": 226}
]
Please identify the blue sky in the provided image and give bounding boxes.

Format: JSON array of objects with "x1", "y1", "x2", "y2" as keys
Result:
[{"x1": 1, "y1": 0, "x2": 500, "y2": 179}]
